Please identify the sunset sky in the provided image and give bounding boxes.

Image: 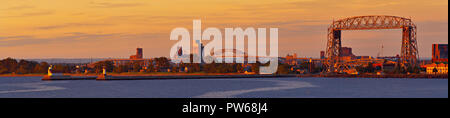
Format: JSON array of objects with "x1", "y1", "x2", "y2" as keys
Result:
[{"x1": 0, "y1": 0, "x2": 448, "y2": 59}]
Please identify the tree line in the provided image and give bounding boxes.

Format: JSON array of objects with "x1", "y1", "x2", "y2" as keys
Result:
[
  {"x1": 0, "y1": 58, "x2": 73, "y2": 74},
  {"x1": 0, "y1": 58, "x2": 45, "y2": 74},
  {"x1": 91, "y1": 57, "x2": 322, "y2": 74},
  {"x1": 0, "y1": 57, "x2": 324, "y2": 75},
  {"x1": 91, "y1": 57, "x2": 264, "y2": 74}
]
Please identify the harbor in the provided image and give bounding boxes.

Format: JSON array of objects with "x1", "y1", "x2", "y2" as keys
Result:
[
  {"x1": 0, "y1": 76, "x2": 447, "y2": 98},
  {"x1": 37, "y1": 57, "x2": 448, "y2": 81},
  {"x1": 39, "y1": 73, "x2": 447, "y2": 81}
]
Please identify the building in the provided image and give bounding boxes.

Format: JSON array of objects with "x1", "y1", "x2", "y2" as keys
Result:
[
  {"x1": 339, "y1": 47, "x2": 356, "y2": 61},
  {"x1": 340, "y1": 47, "x2": 355, "y2": 57},
  {"x1": 91, "y1": 48, "x2": 153, "y2": 68},
  {"x1": 432, "y1": 44, "x2": 448, "y2": 63},
  {"x1": 423, "y1": 63, "x2": 448, "y2": 74},
  {"x1": 285, "y1": 53, "x2": 298, "y2": 65},
  {"x1": 130, "y1": 48, "x2": 143, "y2": 59},
  {"x1": 320, "y1": 51, "x2": 325, "y2": 59},
  {"x1": 193, "y1": 40, "x2": 203, "y2": 63},
  {"x1": 356, "y1": 56, "x2": 374, "y2": 60}
]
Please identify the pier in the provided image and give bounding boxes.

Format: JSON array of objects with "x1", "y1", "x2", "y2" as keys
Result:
[
  {"x1": 96, "y1": 74, "x2": 296, "y2": 80},
  {"x1": 42, "y1": 75, "x2": 97, "y2": 80}
]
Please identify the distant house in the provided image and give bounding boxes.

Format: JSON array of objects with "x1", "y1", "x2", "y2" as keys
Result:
[{"x1": 423, "y1": 63, "x2": 448, "y2": 74}]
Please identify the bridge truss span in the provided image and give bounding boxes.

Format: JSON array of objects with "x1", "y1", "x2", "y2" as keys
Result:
[{"x1": 325, "y1": 15, "x2": 419, "y2": 73}]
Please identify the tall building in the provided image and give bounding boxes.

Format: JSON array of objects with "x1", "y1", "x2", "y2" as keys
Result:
[
  {"x1": 340, "y1": 47, "x2": 355, "y2": 57},
  {"x1": 339, "y1": 47, "x2": 356, "y2": 61},
  {"x1": 177, "y1": 47, "x2": 183, "y2": 56},
  {"x1": 137, "y1": 48, "x2": 143, "y2": 58},
  {"x1": 320, "y1": 51, "x2": 325, "y2": 59},
  {"x1": 432, "y1": 44, "x2": 448, "y2": 63},
  {"x1": 130, "y1": 48, "x2": 143, "y2": 59},
  {"x1": 192, "y1": 40, "x2": 203, "y2": 63}
]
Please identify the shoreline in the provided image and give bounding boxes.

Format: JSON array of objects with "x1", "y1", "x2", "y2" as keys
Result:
[
  {"x1": 1, "y1": 73, "x2": 447, "y2": 79},
  {"x1": 297, "y1": 74, "x2": 448, "y2": 79},
  {"x1": 0, "y1": 73, "x2": 262, "y2": 77}
]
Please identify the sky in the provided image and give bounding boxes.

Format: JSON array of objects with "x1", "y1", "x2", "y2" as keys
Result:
[{"x1": 0, "y1": 0, "x2": 448, "y2": 59}]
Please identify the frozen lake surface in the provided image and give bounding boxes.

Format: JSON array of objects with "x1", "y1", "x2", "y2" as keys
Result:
[{"x1": 0, "y1": 77, "x2": 447, "y2": 98}]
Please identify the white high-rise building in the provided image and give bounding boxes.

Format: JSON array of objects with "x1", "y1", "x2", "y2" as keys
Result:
[{"x1": 192, "y1": 40, "x2": 203, "y2": 63}]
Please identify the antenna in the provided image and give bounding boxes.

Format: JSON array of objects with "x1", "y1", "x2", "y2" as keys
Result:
[
  {"x1": 382, "y1": 44, "x2": 384, "y2": 56},
  {"x1": 377, "y1": 39, "x2": 384, "y2": 58}
]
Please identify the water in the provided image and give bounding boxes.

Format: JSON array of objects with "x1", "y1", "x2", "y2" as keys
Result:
[{"x1": 0, "y1": 77, "x2": 447, "y2": 98}]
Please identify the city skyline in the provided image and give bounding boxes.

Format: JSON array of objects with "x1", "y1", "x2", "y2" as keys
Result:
[{"x1": 0, "y1": 0, "x2": 448, "y2": 59}]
